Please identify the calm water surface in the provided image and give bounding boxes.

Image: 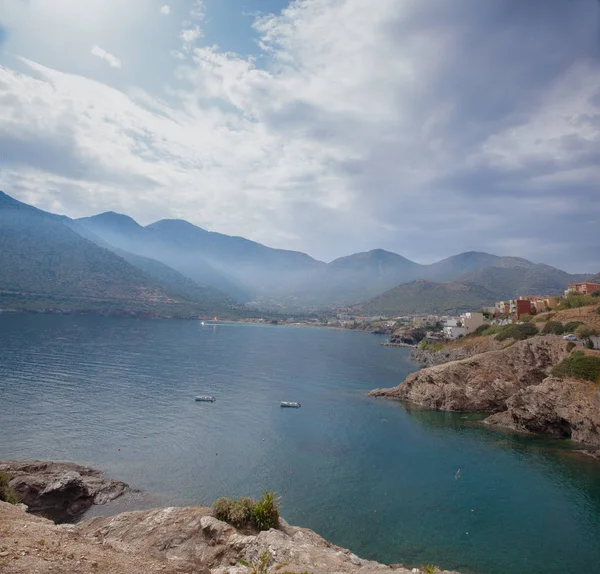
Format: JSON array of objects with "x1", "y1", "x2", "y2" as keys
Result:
[{"x1": 1, "y1": 315, "x2": 600, "y2": 574}]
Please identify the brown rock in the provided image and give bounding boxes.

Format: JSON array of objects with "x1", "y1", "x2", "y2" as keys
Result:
[
  {"x1": 484, "y1": 377, "x2": 600, "y2": 445},
  {"x1": 0, "y1": 461, "x2": 129, "y2": 523},
  {"x1": 369, "y1": 336, "x2": 571, "y2": 412}
]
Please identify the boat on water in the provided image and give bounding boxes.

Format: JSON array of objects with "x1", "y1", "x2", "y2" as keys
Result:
[
  {"x1": 280, "y1": 401, "x2": 301, "y2": 408},
  {"x1": 195, "y1": 396, "x2": 216, "y2": 402}
]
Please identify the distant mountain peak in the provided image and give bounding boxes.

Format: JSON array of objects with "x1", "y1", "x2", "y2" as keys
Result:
[{"x1": 78, "y1": 211, "x2": 143, "y2": 230}]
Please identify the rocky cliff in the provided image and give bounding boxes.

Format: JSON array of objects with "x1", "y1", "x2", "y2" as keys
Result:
[
  {"x1": 485, "y1": 377, "x2": 600, "y2": 445},
  {"x1": 0, "y1": 500, "x2": 458, "y2": 574},
  {"x1": 369, "y1": 336, "x2": 571, "y2": 412},
  {"x1": 370, "y1": 335, "x2": 600, "y2": 449}
]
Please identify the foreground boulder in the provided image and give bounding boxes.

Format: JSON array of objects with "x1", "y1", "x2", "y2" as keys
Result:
[
  {"x1": 0, "y1": 460, "x2": 128, "y2": 522},
  {"x1": 0, "y1": 501, "x2": 457, "y2": 574},
  {"x1": 369, "y1": 336, "x2": 571, "y2": 412},
  {"x1": 484, "y1": 377, "x2": 600, "y2": 446}
]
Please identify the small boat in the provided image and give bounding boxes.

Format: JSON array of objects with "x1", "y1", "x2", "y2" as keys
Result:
[
  {"x1": 280, "y1": 401, "x2": 301, "y2": 408},
  {"x1": 195, "y1": 396, "x2": 216, "y2": 402}
]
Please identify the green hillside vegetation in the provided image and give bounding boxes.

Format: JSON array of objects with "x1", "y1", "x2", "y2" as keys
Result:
[
  {"x1": 361, "y1": 280, "x2": 497, "y2": 315},
  {"x1": 551, "y1": 351, "x2": 600, "y2": 384}
]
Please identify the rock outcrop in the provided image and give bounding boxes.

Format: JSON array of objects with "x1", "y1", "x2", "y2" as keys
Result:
[
  {"x1": 0, "y1": 460, "x2": 128, "y2": 523},
  {"x1": 0, "y1": 501, "x2": 457, "y2": 574},
  {"x1": 484, "y1": 377, "x2": 600, "y2": 445},
  {"x1": 410, "y1": 337, "x2": 504, "y2": 367},
  {"x1": 369, "y1": 336, "x2": 571, "y2": 412}
]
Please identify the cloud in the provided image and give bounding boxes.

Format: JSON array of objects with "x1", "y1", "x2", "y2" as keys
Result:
[
  {"x1": 90, "y1": 44, "x2": 122, "y2": 68},
  {"x1": 160, "y1": 5, "x2": 170, "y2": 16},
  {"x1": 0, "y1": 0, "x2": 599, "y2": 272}
]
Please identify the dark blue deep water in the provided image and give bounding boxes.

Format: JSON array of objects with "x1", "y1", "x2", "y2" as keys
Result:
[{"x1": 1, "y1": 314, "x2": 600, "y2": 574}]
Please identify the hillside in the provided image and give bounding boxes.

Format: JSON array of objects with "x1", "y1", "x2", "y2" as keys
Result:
[
  {"x1": 456, "y1": 264, "x2": 589, "y2": 299},
  {"x1": 0, "y1": 191, "x2": 239, "y2": 317},
  {"x1": 360, "y1": 280, "x2": 497, "y2": 315}
]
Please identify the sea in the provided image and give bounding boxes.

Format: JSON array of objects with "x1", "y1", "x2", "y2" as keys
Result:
[{"x1": 1, "y1": 314, "x2": 599, "y2": 574}]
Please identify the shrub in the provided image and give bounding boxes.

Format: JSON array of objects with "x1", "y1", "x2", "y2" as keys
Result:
[
  {"x1": 575, "y1": 325, "x2": 598, "y2": 344},
  {"x1": 212, "y1": 497, "x2": 232, "y2": 521},
  {"x1": 420, "y1": 566, "x2": 438, "y2": 574},
  {"x1": 566, "y1": 342, "x2": 576, "y2": 352},
  {"x1": 542, "y1": 321, "x2": 565, "y2": 335},
  {"x1": 559, "y1": 293, "x2": 596, "y2": 309},
  {"x1": 551, "y1": 352, "x2": 600, "y2": 383},
  {"x1": 495, "y1": 322, "x2": 538, "y2": 342},
  {"x1": 419, "y1": 340, "x2": 444, "y2": 352},
  {"x1": 0, "y1": 472, "x2": 20, "y2": 505},
  {"x1": 564, "y1": 321, "x2": 584, "y2": 333},
  {"x1": 251, "y1": 491, "x2": 280, "y2": 531},
  {"x1": 228, "y1": 497, "x2": 254, "y2": 528},
  {"x1": 592, "y1": 290, "x2": 600, "y2": 298},
  {"x1": 213, "y1": 492, "x2": 280, "y2": 531}
]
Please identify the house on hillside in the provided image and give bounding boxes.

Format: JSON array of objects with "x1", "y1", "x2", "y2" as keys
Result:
[
  {"x1": 443, "y1": 312, "x2": 484, "y2": 339},
  {"x1": 565, "y1": 282, "x2": 600, "y2": 296}
]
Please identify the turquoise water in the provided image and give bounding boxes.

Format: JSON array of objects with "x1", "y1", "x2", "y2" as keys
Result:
[{"x1": 1, "y1": 314, "x2": 600, "y2": 574}]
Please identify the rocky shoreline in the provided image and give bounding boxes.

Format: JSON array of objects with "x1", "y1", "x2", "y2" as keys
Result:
[
  {"x1": 370, "y1": 335, "x2": 600, "y2": 449},
  {"x1": 0, "y1": 462, "x2": 458, "y2": 574}
]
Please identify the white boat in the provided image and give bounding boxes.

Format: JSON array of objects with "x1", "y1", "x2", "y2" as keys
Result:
[
  {"x1": 280, "y1": 401, "x2": 301, "y2": 408},
  {"x1": 195, "y1": 396, "x2": 216, "y2": 402}
]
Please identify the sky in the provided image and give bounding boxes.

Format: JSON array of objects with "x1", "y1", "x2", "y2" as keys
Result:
[{"x1": 0, "y1": 0, "x2": 599, "y2": 271}]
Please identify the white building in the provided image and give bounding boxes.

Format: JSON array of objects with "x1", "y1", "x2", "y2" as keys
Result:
[{"x1": 444, "y1": 325, "x2": 467, "y2": 339}]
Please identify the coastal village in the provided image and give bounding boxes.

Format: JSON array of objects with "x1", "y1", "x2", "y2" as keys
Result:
[{"x1": 249, "y1": 281, "x2": 600, "y2": 350}]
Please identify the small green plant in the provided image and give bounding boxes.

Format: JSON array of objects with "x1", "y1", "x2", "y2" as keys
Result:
[
  {"x1": 212, "y1": 491, "x2": 280, "y2": 531},
  {"x1": 251, "y1": 491, "x2": 280, "y2": 531},
  {"x1": 0, "y1": 472, "x2": 20, "y2": 505},
  {"x1": 551, "y1": 351, "x2": 600, "y2": 384},
  {"x1": 240, "y1": 551, "x2": 271, "y2": 574},
  {"x1": 420, "y1": 565, "x2": 437, "y2": 574}
]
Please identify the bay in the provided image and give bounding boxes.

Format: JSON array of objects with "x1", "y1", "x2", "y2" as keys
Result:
[{"x1": 1, "y1": 314, "x2": 600, "y2": 574}]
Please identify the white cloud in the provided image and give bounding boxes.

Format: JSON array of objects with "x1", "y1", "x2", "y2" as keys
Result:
[
  {"x1": 90, "y1": 44, "x2": 122, "y2": 69},
  {"x1": 160, "y1": 5, "x2": 170, "y2": 15},
  {"x1": 0, "y1": 0, "x2": 599, "y2": 270},
  {"x1": 180, "y1": 26, "x2": 203, "y2": 50}
]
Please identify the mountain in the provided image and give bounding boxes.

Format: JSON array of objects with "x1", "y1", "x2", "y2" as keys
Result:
[
  {"x1": 284, "y1": 249, "x2": 422, "y2": 305},
  {"x1": 1, "y1": 190, "x2": 590, "y2": 314},
  {"x1": 76, "y1": 215, "x2": 325, "y2": 301},
  {"x1": 361, "y1": 280, "x2": 498, "y2": 315},
  {"x1": 422, "y1": 251, "x2": 536, "y2": 282},
  {"x1": 0, "y1": 191, "x2": 239, "y2": 317}
]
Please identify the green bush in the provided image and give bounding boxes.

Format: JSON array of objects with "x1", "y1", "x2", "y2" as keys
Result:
[
  {"x1": 468, "y1": 324, "x2": 503, "y2": 338},
  {"x1": 228, "y1": 497, "x2": 254, "y2": 528},
  {"x1": 564, "y1": 321, "x2": 584, "y2": 333},
  {"x1": 542, "y1": 321, "x2": 565, "y2": 335},
  {"x1": 566, "y1": 342, "x2": 576, "y2": 352},
  {"x1": 495, "y1": 322, "x2": 538, "y2": 341},
  {"x1": 419, "y1": 340, "x2": 444, "y2": 351},
  {"x1": 251, "y1": 491, "x2": 280, "y2": 531},
  {"x1": 559, "y1": 293, "x2": 596, "y2": 309},
  {"x1": 0, "y1": 472, "x2": 20, "y2": 505},
  {"x1": 551, "y1": 351, "x2": 600, "y2": 383},
  {"x1": 212, "y1": 491, "x2": 280, "y2": 531},
  {"x1": 212, "y1": 497, "x2": 232, "y2": 521}
]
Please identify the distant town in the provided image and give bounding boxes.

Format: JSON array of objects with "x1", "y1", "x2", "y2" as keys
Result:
[{"x1": 243, "y1": 281, "x2": 600, "y2": 350}]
